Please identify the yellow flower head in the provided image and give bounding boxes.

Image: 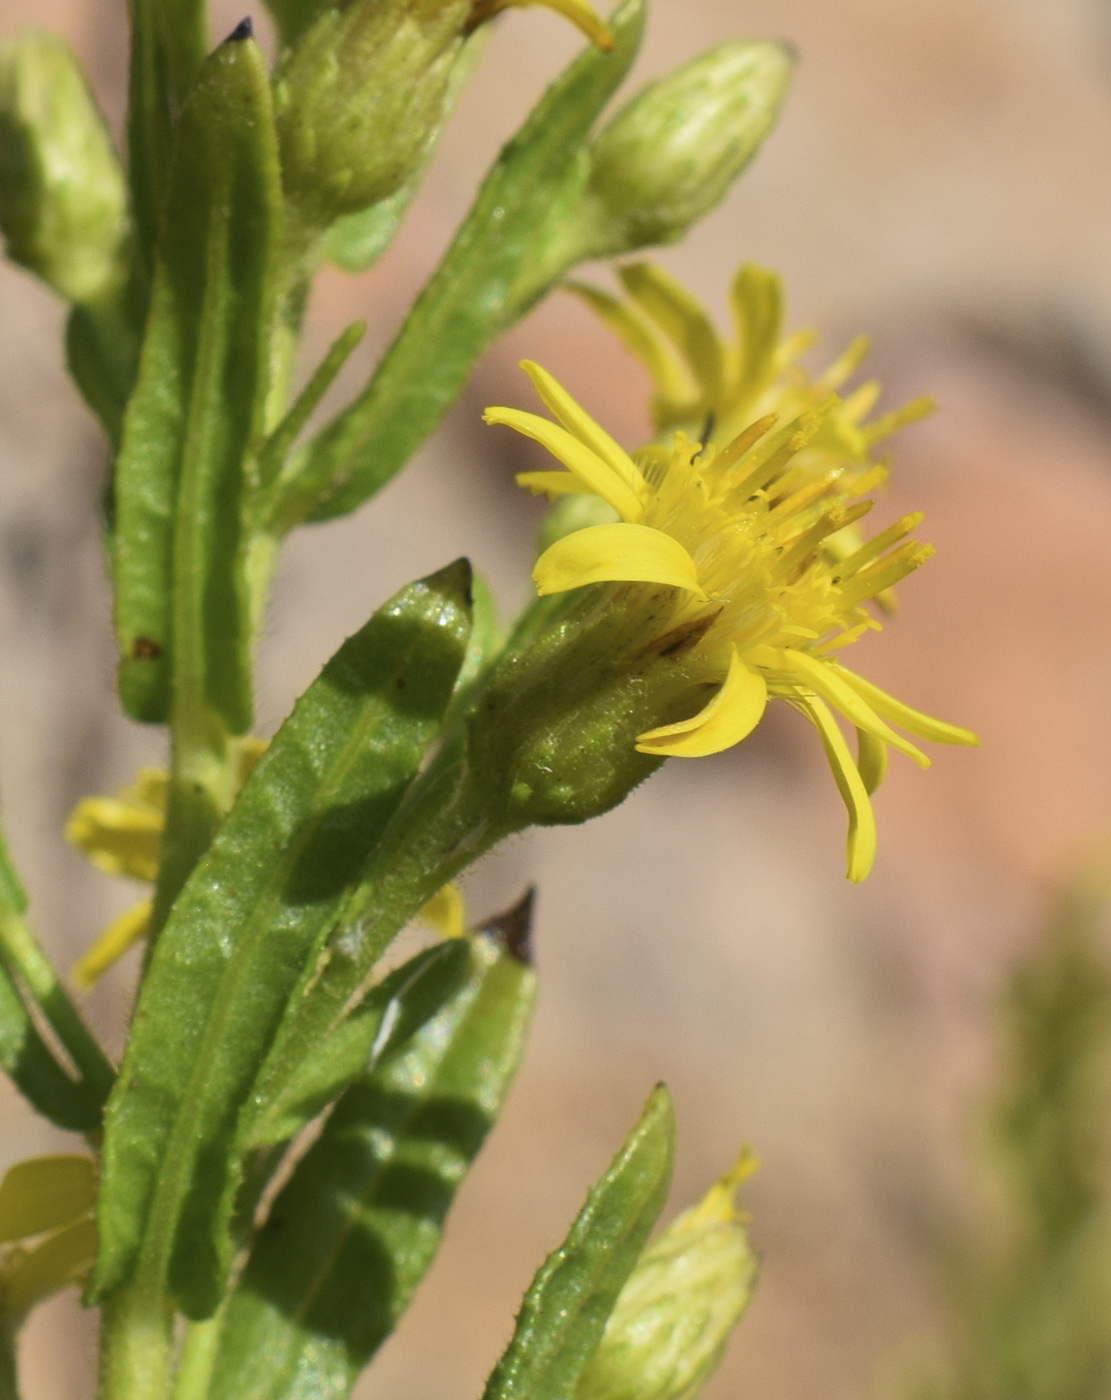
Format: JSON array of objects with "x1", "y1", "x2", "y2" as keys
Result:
[
  {"x1": 568, "y1": 261, "x2": 932, "y2": 460},
  {"x1": 484, "y1": 361, "x2": 977, "y2": 882}
]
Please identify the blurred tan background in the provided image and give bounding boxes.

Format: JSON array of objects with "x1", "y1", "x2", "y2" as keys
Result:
[{"x1": 2, "y1": 0, "x2": 1111, "y2": 1395}]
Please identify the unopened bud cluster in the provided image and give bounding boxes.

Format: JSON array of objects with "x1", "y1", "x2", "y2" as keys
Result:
[{"x1": 0, "y1": 29, "x2": 127, "y2": 304}]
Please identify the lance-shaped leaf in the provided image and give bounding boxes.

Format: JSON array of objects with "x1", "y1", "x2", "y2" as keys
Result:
[
  {"x1": 0, "y1": 963, "x2": 103, "y2": 1132},
  {"x1": 126, "y1": 0, "x2": 208, "y2": 277},
  {"x1": 113, "y1": 26, "x2": 280, "y2": 726},
  {"x1": 267, "y1": 0, "x2": 645, "y2": 533},
  {"x1": 0, "y1": 824, "x2": 113, "y2": 1128},
  {"x1": 93, "y1": 562, "x2": 472, "y2": 1317},
  {"x1": 208, "y1": 906, "x2": 536, "y2": 1400},
  {"x1": 482, "y1": 1084, "x2": 675, "y2": 1400}
]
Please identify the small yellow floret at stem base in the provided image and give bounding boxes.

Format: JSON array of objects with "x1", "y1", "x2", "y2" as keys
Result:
[
  {"x1": 480, "y1": 0, "x2": 614, "y2": 48},
  {"x1": 71, "y1": 899, "x2": 152, "y2": 991},
  {"x1": 418, "y1": 885, "x2": 467, "y2": 938},
  {"x1": 637, "y1": 651, "x2": 767, "y2": 758},
  {"x1": 680, "y1": 1147, "x2": 759, "y2": 1231}
]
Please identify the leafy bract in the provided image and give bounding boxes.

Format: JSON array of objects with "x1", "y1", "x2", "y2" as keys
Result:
[
  {"x1": 94, "y1": 561, "x2": 472, "y2": 1318},
  {"x1": 113, "y1": 30, "x2": 280, "y2": 725}
]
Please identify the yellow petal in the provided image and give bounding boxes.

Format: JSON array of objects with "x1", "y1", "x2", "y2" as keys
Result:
[
  {"x1": 71, "y1": 899, "x2": 152, "y2": 991},
  {"x1": 832, "y1": 665, "x2": 979, "y2": 748},
  {"x1": 728, "y1": 264, "x2": 782, "y2": 400},
  {"x1": 856, "y1": 728, "x2": 888, "y2": 796},
  {"x1": 418, "y1": 885, "x2": 467, "y2": 939},
  {"x1": 516, "y1": 470, "x2": 587, "y2": 499},
  {"x1": 777, "y1": 649, "x2": 930, "y2": 769},
  {"x1": 564, "y1": 282, "x2": 695, "y2": 410},
  {"x1": 1, "y1": 1216, "x2": 98, "y2": 1317},
  {"x1": 800, "y1": 697, "x2": 877, "y2": 883},
  {"x1": 0, "y1": 1157, "x2": 97, "y2": 1244},
  {"x1": 534, "y1": 523, "x2": 705, "y2": 598},
  {"x1": 518, "y1": 361, "x2": 643, "y2": 491},
  {"x1": 637, "y1": 651, "x2": 767, "y2": 757},
  {"x1": 64, "y1": 798, "x2": 162, "y2": 883},
  {"x1": 484, "y1": 407, "x2": 644, "y2": 521},
  {"x1": 619, "y1": 263, "x2": 726, "y2": 404},
  {"x1": 480, "y1": 0, "x2": 614, "y2": 48}
]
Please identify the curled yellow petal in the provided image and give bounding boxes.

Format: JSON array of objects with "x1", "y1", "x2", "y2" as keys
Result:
[
  {"x1": 619, "y1": 263, "x2": 726, "y2": 404},
  {"x1": 637, "y1": 651, "x2": 767, "y2": 757},
  {"x1": 0, "y1": 1157, "x2": 97, "y2": 1244},
  {"x1": 856, "y1": 728, "x2": 888, "y2": 796},
  {"x1": 565, "y1": 282, "x2": 694, "y2": 410},
  {"x1": 728, "y1": 264, "x2": 782, "y2": 401},
  {"x1": 800, "y1": 697, "x2": 877, "y2": 883},
  {"x1": 64, "y1": 794, "x2": 162, "y2": 883},
  {"x1": 477, "y1": 0, "x2": 614, "y2": 48},
  {"x1": 519, "y1": 361, "x2": 642, "y2": 491},
  {"x1": 832, "y1": 665, "x2": 979, "y2": 748},
  {"x1": 516, "y1": 470, "x2": 587, "y2": 499},
  {"x1": 776, "y1": 649, "x2": 929, "y2": 770},
  {"x1": 533, "y1": 522, "x2": 705, "y2": 598},
  {"x1": 71, "y1": 899, "x2": 152, "y2": 991},
  {"x1": 484, "y1": 407, "x2": 644, "y2": 521}
]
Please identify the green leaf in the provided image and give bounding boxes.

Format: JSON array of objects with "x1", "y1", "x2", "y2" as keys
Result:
[
  {"x1": 268, "y1": 0, "x2": 645, "y2": 532},
  {"x1": 125, "y1": 0, "x2": 208, "y2": 277},
  {"x1": 113, "y1": 29, "x2": 280, "y2": 726},
  {"x1": 0, "y1": 962, "x2": 103, "y2": 1132},
  {"x1": 240, "y1": 936, "x2": 472, "y2": 1152},
  {"x1": 482, "y1": 1084, "x2": 675, "y2": 1400},
  {"x1": 209, "y1": 911, "x2": 536, "y2": 1400},
  {"x1": 93, "y1": 561, "x2": 473, "y2": 1317}
]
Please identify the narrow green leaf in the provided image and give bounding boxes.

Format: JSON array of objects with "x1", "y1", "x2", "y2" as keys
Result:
[
  {"x1": 268, "y1": 0, "x2": 645, "y2": 532},
  {"x1": 482, "y1": 1084, "x2": 676, "y2": 1400},
  {"x1": 113, "y1": 29, "x2": 280, "y2": 725},
  {"x1": 0, "y1": 961, "x2": 102, "y2": 1132},
  {"x1": 126, "y1": 0, "x2": 208, "y2": 276},
  {"x1": 209, "y1": 912, "x2": 537, "y2": 1400},
  {"x1": 93, "y1": 561, "x2": 473, "y2": 1317},
  {"x1": 257, "y1": 320, "x2": 366, "y2": 494},
  {"x1": 241, "y1": 936, "x2": 471, "y2": 1151}
]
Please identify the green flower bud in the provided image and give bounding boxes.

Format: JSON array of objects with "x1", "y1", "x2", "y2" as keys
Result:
[
  {"x1": 274, "y1": 0, "x2": 472, "y2": 241},
  {"x1": 0, "y1": 29, "x2": 128, "y2": 304},
  {"x1": 576, "y1": 1153, "x2": 759, "y2": 1400},
  {"x1": 582, "y1": 40, "x2": 794, "y2": 257}
]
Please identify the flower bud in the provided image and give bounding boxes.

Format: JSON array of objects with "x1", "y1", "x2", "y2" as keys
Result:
[
  {"x1": 0, "y1": 29, "x2": 128, "y2": 304},
  {"x1": 274, "y1": 0, "x2": 472, "y2": 240},
  {"x1": 582, "y1": 40, "x2": 794, "y2": 255},
  {"x1": 575, "y1": 1153, "x2": 759, "y2": 1400}
]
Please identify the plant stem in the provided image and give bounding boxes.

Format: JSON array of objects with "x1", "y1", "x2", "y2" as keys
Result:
[
  {"x1": 98, "y1": 1275, "x2": 175, "y2": 1400},
  {"x1": 169, "y1": 1315, "x2": 223, "y2": 1400},
  {"x1": 0, "y1": 907, "x2": 115, "y2": 1101}
]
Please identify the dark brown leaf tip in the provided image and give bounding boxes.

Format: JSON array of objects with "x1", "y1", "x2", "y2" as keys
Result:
[
  {"x1": 484, "y1": 887, "x2": 536, "y2": 965},
  {"x1": 227, "y1": 16, "x2": 253, "y2": 41}
]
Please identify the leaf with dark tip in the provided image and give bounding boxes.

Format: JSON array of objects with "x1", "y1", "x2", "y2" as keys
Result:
[
  {"x1": 113, "y1": 31, "x2": 280, "y2": 725},
  {"x1": 93, "y1": 561, "x2": 472, "y2": 1318},
  {"x1": 208, "y1": 911, "x2": 537, "y2": 1400}
]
